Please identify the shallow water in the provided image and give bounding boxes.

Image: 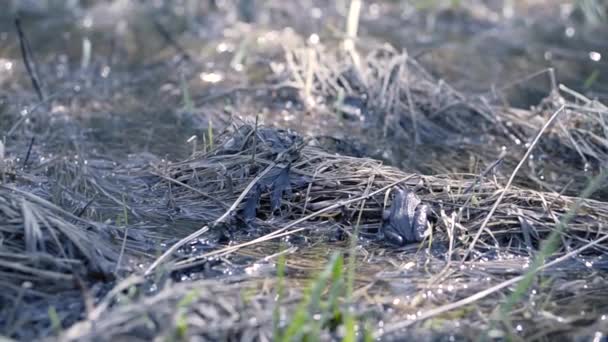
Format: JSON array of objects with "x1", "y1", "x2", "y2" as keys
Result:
[{"x1": 2, "y1": 1, "x2": 608, "y2": 341}]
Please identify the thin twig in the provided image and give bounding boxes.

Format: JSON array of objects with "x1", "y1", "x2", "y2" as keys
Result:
[
  {"x1": 152, "y1": 171, "x2": 228, "y2": 208},
  {"x1": 152, "y1": 16, "x2": 191, "y2": 61},
  {"x1": 22, "y1": 137, "x2": 35, "y2": 168},
  {"x1": 213, "y1": 162, "x2": 276, "y2": 226},
  {"x1": 15, "y1": 18, "x2": 44, "y2": 101},
  {"x1": 144, "y1": 226, "x2": 209, "y2": 275},
  {"x1": 251, "y1": 114, "x2": 259, "y2": 166},
  {"x1": 74, "y1": 194, "x2": 97, "y2": 218},
  {"x1": 114, "y1": 227, "x2": 129, "y2": 275}
]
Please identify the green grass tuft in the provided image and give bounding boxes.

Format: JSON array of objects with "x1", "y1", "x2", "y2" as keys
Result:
[
  {"x1": 47, "y1": 306, "x2": 62, "y2": 335},
  {"x1": 277, "y1": 252, "x2": 345, "y2": 341}
]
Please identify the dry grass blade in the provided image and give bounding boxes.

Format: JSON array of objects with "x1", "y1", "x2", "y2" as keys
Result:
[{"x1": 144, "y1": 226, "x2": 209, "y2": 275}]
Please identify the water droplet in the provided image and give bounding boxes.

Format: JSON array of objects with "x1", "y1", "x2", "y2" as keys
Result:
[
  {"x1": 200, "y1": 72, "x2": 223, "y2": 83},
  {"x1": 82, "y1": 16, "x2": 93, "y2": 28},
  {"x1": 101, "y1": 65, "x2": 111, "y2": 78},
  {"x1": 565, "y1": 27, "x2": 575, "y2": 37},
  {"x1": 589, "y1": 51, "x2": 602, "y2": 62},
  {"x1": 308, "y1": 33, "x2": 320, "y2": 45},
  {"x1": 216, "y1": 42, "x2": 233, "y2": 53}
]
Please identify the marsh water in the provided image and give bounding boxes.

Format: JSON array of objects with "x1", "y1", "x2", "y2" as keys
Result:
[
  {"x1": 1, "y1": 1, "x2": 608, "y2": 341},
  {"x1": 2, "y1": 1, "x2": 607, "y2": 157}
]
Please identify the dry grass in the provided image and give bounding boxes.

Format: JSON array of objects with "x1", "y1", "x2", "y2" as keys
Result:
[
  {"x1": 61, "y1": 275, "x2": 278, "y2": 341},
  {"x1": 0, "y1": 184, "x2": 125, "y2": 337},
  {"x1": 42, "y1": 121, "x2": 608, "y2": 340},
  {"x1": 0, "y1": 186, "x2": 122, "y2": 287},
  {"x1": 283, "y1": 45, "x2": 608, "y2": 198},
  {"x1": 1, "y1": 1, "x2": 608, "y2": 341},
  {"x1": 142, "y1": 124, "x2": 608, "y2": 272}
]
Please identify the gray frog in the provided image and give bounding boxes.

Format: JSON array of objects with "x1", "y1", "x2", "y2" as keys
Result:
[{"x1": 382, "y1": 187, "x2": 429, "y2": 245}]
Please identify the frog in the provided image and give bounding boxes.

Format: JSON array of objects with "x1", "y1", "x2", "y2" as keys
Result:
[{"x1": 381, "y1": 187, "x2": 429, "y2": 245}]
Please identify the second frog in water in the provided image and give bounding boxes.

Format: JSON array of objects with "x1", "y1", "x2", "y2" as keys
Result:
[{"x1": 382, "y1": 187, "x2": 429, "y2": 245}]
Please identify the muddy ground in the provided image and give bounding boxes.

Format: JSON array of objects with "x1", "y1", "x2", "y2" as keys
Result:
[{"x1": 1, "y1": 1, "x2": 608, "y2": 341}]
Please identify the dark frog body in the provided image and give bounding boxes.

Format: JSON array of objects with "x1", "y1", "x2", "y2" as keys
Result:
[{"x1": 382, "y1": 188, "x2": 429, "y2": 245}]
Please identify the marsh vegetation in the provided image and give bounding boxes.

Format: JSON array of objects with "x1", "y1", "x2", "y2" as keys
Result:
[{"x1": 1, "y1": 1, "x2": 608, "y2": 341}]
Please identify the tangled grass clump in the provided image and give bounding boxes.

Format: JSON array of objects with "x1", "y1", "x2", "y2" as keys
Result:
[{"x1": 0, "y1": 186, "x2": 121, "y2": 302}]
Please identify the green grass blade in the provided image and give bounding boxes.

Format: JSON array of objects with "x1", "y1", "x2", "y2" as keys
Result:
[
  {"x1": 180, "y1": 73, "x2": 193, "y2": 113},
  {"x1": 273, "y1": 250, "x2": 287, "y2": 338},
  {"x1": 48, "y1": 306, "x2": 62, "y2": 335},
  {"x1": 281, "y1": 253, "x2": 343, "y2": 341}
]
